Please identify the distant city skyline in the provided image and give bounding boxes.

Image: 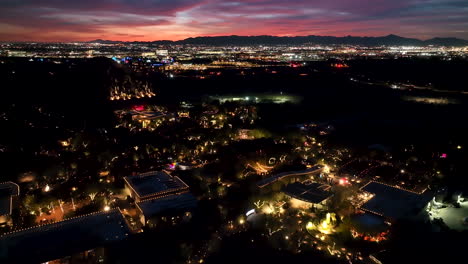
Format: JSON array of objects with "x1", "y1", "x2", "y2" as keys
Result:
[{"x1": 0, "y1": 0, "x2": 467, "y2": 42}]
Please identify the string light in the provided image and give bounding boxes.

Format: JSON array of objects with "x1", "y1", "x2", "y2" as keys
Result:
[
  {"x1": 257, "y1": 165, "x2": 324, "y2": 188},
  {"x1": 359, "y1": 181, "x2": 430, "y2": 218},
  {"x1": 1, "y1": 208, "x2": 129, "y2": 238},
  {"x1": 360, "y1": 180, "x2": 427, "y2": 195},
  {"x1": 135, "y1": 190, "x2": 192, "y2": 214}
]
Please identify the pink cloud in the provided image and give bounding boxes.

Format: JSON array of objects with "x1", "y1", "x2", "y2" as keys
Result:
[{"x1": 0, "y1": 0, "x2": 466, "y2": 41}]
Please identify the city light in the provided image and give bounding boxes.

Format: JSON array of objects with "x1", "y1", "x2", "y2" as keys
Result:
[
  {"x1": 338, "y1": 178, "x2": 349, "y2": 185},
  {"x1": 2, "y1": 28, "x2": 466, "y2": 263}
]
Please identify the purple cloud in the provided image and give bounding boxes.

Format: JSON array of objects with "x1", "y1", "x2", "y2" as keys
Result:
[{"x1": 0, "y1": 0, "x2": 467, "y2": 41}]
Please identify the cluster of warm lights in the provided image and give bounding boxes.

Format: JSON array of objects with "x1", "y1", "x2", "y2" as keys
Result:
[
  {"x1": 351, "y1": 229, "x2": 389, "y2": 242},
  {"x1": 109, "y1": 81, "x2": 155, "y2": 101},
  {"x1": 338, "y1": 178, "x2": 349, "y2": 185},
  {"x1": 331, "y1": 63, "x2": 349, "y2": 68},
  {"x1": 247, "y1": 162, "x2": 274, "y2": 174},
  {"x1": 306, "y1": 213, "x2": 336, "y2": 235},
  {"x1": 110, "y1": 91, "x2": 155, "y2": 101}
]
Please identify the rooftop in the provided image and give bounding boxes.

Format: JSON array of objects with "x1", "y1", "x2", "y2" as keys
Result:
[
  {"x1": 257, "y1": 165, "x2": 324, "y2": 188},
  {"x1": 137, "y1": 192, "x2": 198, "y2": 217},
  {"x1": 0, "y1": 209, "x2": 131, "y2": 262},
  {"x1": 360, "y1": 181, "x2": 432, "y2": 219},
  {"x1": 124, "y1": 171, "x2": 189, "y2": 199},
  {"x1": 282, "y1": 181, "x2": 332, "y2": 204},
  {"x1": 0, "y1": 182, "x2": 19, "y2": 216}
]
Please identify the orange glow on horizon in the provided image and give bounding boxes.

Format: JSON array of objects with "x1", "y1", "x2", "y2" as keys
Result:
[{"x1": 0, "y1": 1, "x2": 466, "y2": 42}]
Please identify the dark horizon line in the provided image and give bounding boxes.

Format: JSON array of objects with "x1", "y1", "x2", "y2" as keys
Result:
[{"x1": 2, "y1": 33, "x2": 468, "y2": 44}]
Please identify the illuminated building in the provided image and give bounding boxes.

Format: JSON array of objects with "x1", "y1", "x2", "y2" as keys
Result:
[
  {"x1": 141, "y1": 52, "x2": 156, "y2": 57},
  {"x1": 125, "y1": 172, "x2": 196, "y2": 226},
  {"x1": 136, "y1": 192, "x2": 197, "y2": 226},
  {"x1": 359, "y1": 181, "x2": 433, "y2": 221},
  {"x1": 0, "y1": 209, "x2": 131, "y2": 263},
  {"x1": 124, "y1": 171, "x2": 189, "y2": 202},
  {"x1": 257, "y1": 165, "x2": 324, "y2": 188},
  {"x1": 156, "y1": 50, "x2": 169, "y2": 56},
  {"x1": 6, "y1": 50, "x2": 28, "y2": 57},
  {"x1": 282, "y1": 181, "x2": 332, "y2": 209}
]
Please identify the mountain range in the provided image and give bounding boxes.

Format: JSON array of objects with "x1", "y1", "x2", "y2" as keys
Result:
[{"x1": 88, "y1": 34, "x2": 468, "y2": 46}]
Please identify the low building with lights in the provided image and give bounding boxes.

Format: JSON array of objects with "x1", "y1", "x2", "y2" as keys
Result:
[
  {"x1": 125, "y1": 171, "x2": 197, "y2": 227},
  {"x1": 0, "y1": 182, "x2": 20, "y2": 227},
  {"x1": 0, "y1": 209, "x2": 131, "y2": 263},
  {"x1": 359, "y1": 181, "x2": 433, "y2": 222},
  {"x1": 136, "y1": 192, "x2": 197, "y2": 226},
  {"x1": 256, "y1": 165, "x2": 324, "y2": 188},
  {"x1": 282, "y1": 181, "x2": 333, "y2": 209},
  {"x1": 124, "y1": 171, "x2": 189, "y2": 202}
]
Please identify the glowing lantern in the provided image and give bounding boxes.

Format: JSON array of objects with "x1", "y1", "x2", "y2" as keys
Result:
[
  {"x1": 339, "y1": 178, "x2": 348, "y2": 185},
  {"x1": 133, "y1": 105, "x2": 145, "y2": 111}
]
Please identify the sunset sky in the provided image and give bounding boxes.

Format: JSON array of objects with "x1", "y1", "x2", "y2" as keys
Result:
[{"x1": 0, "y1": 0, "x2": 467, "y2": 42}]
